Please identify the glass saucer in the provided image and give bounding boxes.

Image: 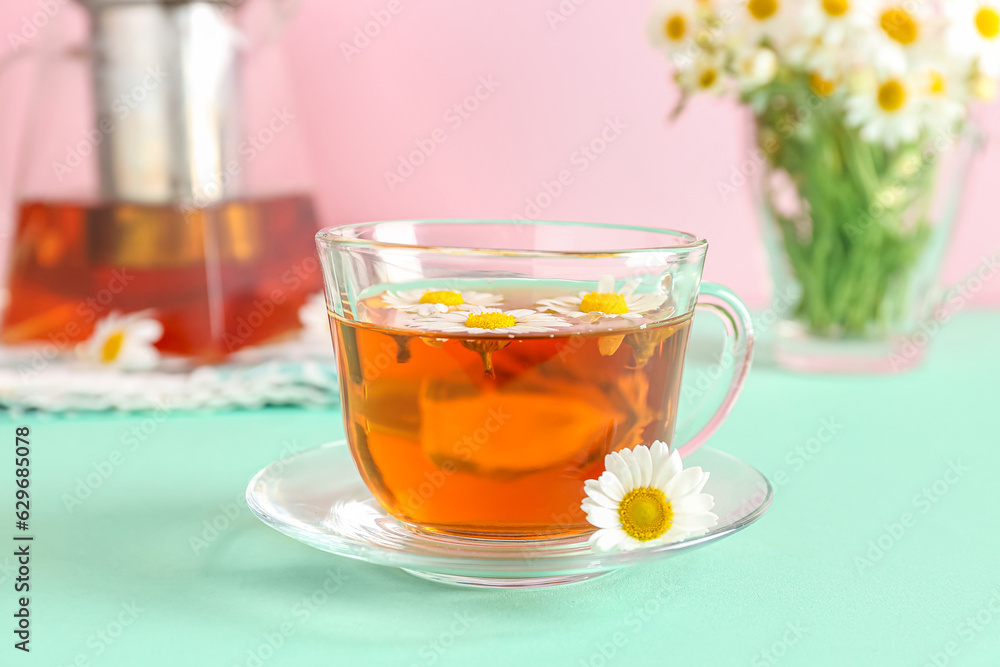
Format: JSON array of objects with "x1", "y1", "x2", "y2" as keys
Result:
[{"x1": 246, "y1": 441, "x2": 773, "y2": 589}]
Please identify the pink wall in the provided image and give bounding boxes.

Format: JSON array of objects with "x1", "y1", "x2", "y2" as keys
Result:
[{"x1": 2, "y1": 0, "x2": 999, "y2": 307}]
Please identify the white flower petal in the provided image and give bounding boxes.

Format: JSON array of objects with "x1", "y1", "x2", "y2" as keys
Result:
[
  {"x1": 656, "y1": 524, "x2": 693, "y2": 545},
  {"x1": 596, "y1": 471, "x2": 626, "y2": 502},
  {"x1": 672, "y1": 493, "x2": 715, "y2": 514},
  {"x1": 128, "y1": 319, "x2": 164, "y2": 342},
  {"x1": 590, "y1": 528, "x2": 626, "y2": 552},
  {"x1": 627, "y1": 292, "x2": 669, "y2": 313},
  {"x1": 597, "y1": 274, "x2": 615, "y2": 293},
  {"x1": 650, "y1": 440, "x2": 670, "y2": 467},
  {"x1": 118, "y1": 346, "x2": 160, "y2": 371},
  {"x1": 620, "y1": 277, "x2": 641, "y2": 297},
  {"x1": 665, "y1": 466, "x2": 706, "y2": 499},
  {"x1": 672, "y1": 511, "x2": 719, "y2": 531},
  {"x1": 652, "y1": 449, "x2": 683, "y2": 489},
  {"x1": 583, "y1": 481, "x2": 619, "y2": 509},
  {"x1": 582, "y1": 505, "x2": 621, "y2": 529},
  {"x1": 604, "y1": 452, "x2": 633, "y2": 489},
  {"x1": 619, "y1": 535, "x2": 643, "y2": 551},
  {"x1": 622, "y1": 448, "x2": 644, "y2": 489},
  {"x1": 690, "y1": 470, "x2": 710, "y2": 496},
  {"x1": 633, "y1": 445, "x2": 653, "y2": 487}
]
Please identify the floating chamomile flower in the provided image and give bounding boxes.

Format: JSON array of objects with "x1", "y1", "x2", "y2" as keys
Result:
[
  {"x1": 945, "y1": 0, "x2": 1000, "y2": 76},
  {"x1": 382, "y1": 287, "x2": 502, "y2": 317},
  {"x1": 411, "y1": 306, "x2": 572, "y2": 335},
  {"x1": 76, "y1": 311, "x2": 163, "y2": 371},
  {"x1": 536, "y1": 274, "x2": 670, "y2": 323},
  {"x1": 582, "y1": 440, "x2": 717, "y2": 552},
  {"x1": 845, "y1": 72, "x2": 927, "y2": 148}
]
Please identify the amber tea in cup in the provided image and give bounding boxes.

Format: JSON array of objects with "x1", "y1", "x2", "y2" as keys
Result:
[{"x1": 318, "y1": 221, "x2": 752, "y2": 539}]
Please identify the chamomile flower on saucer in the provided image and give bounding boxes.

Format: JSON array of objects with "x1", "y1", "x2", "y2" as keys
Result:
[
  {"x1": 845, "y1": 72, "x2": 927, "y2": 147},
  {"x1": 536, "y1": 274, "x2": 670, "y2": 323},
  {"x1": 382, "y1": 288, "x2": 502, "y2": 317},
  {"x1": 945, "y1": 0, "x2": 1000, "y2": 76},
  {"x1": 582, "y1": 440, "x2": 717, "y2": 552},
  {"x1": 77, "y1": 311, "x2": 163, "y2": 371},
  {"x1": 411, "y1": 307, "x2": 572, "y2": 335}
]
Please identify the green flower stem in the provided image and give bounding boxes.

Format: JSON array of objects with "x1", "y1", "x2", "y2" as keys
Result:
[{"x1": 751, "y1": 72, "x2": 939, "y2": 337}]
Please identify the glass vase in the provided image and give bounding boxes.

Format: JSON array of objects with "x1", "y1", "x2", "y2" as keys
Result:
[{"x1": 754, "y1": 107, "x2": 982, "y2": 373}]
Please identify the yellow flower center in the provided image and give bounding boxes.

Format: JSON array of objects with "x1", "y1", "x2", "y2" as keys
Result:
[
  {"x1": 747, "y1": 0, "x2": 778, "y2": 20},
  {"x1": 809, "y1": 72, "x2": 837, "y2": 97},
  {"x1": 877, "y1": 79, "x2": 907, "y2": 112},
  {"x1": 618, "y1": 487, "x2": 673, "y2": 542},
  {"x1": 465, "y1": 312, "x2": 516, "y2": 329},
  {"x1": 976, "y1": 7, "x2": 1000, "y2": 39},
  {"x1": 665, "y1": 14, "x2": 687, "y2": 40},
  {"x1": 928, "y1": 70, "x2": 946, "y2": 96},
  {"x1": 419, "y1": 290, "x2": 464, "y2": 306},
  {"x1": 880, "y1": 8, "x2": 918, "y2": 44},
  {"x1": 698, "y1": 68, "x2": 719, "y2": 89},
  {"x1": 579, "y1": 292, "x2": 629, "y2": 315},
  {"x1": 822, "y1": 0, "x2": 849, "y2": 17},
  {"x1": 101, "y1": 331, "x2": 125, "y2": 363}
]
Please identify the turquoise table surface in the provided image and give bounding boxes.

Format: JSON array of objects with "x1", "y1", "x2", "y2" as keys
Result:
[{"x1": 3, "y1": 312, "x2": 999, "y2": 667}]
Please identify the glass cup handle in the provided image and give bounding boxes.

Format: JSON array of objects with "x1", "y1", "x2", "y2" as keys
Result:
[{"x1": 673, "y1": 282, "x2": 755, "y2": 457}]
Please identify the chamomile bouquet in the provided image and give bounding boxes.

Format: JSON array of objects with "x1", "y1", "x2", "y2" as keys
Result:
[{"x1": 649, "y1": 0, "x2": 994, "y2": 343}]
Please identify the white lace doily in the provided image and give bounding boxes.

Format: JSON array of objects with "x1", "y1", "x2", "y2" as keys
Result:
[{"x1": 0, "y1": 340, "x2": 339, "y2": 413}]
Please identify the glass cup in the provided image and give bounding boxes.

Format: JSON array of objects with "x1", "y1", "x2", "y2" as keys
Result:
[{"x1": 316, "y1": 220, "x2": 753, "y2": 539}]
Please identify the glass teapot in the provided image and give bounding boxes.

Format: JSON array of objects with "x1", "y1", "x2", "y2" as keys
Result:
[{"x1": 0, "y1": 0, "x2": 320, "y2": 362}]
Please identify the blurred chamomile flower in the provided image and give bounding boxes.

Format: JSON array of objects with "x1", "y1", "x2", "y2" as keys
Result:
[
  {"x1": 802, "y1": 0, "x2": 867, "y2": 48},
  {"x1": 724, "y1": 0, "x2": 795, "y2": 50},
  {"x1": 648, "y1": 0, "x2": 707, "y2": 70},
  {"x1": 860, "y1": 1, "x2": 939, "y2": 76},
  {"x1": 845, "y1": 71, "x2": 927, "y2": 148},
  {"x1": 677, "y1": 50, "x2": 728, "y2": 94},
  {"x1": 734, "y1": 46, "x2": 779, "y2": 90},
  {"x1": 77, "y1": 311, "x2": 163, "y2": 371},
  {"x1": 945, "y1": 0, "x2": 1000, "y2": 76},
  {"x1": 916, "y1": 66, "x2": 969, "y2": 133}
]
